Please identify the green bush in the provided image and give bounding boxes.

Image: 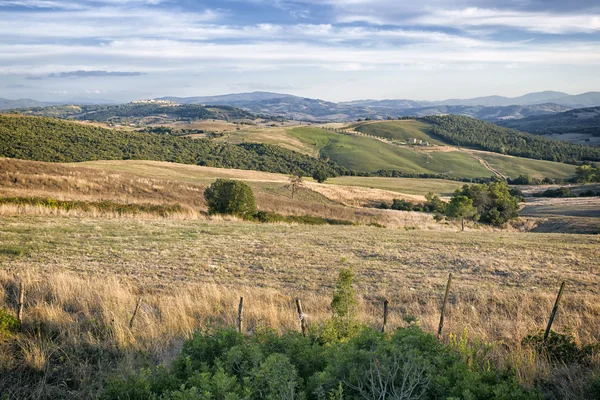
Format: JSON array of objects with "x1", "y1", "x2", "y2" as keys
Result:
[
  {"x1": 390, "y1": 199, "x2": 415, "y2": 211},
  {"x1": 312, "y1": 169, "x2": 329, "y2": 183},
  {"x1": 0, "y1": 309, "x2": 20, "y2": 335},
  {"x1": 204, "y1": 179, "x2": 257, "y2": 216},
  {"x1": 522, "y1": 330, "x2": 600, "y2": 365},
  {"x1": 104, "y1": 326, "x2": 540, "y2": 400}
]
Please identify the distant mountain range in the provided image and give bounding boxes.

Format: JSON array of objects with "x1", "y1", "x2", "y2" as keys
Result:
[
  {"x1": 4, "y1": 90, "x2": 600, "y2": 123},
  {"x1": 158, "y1": 90, "x2": 600, "y2": 121}
]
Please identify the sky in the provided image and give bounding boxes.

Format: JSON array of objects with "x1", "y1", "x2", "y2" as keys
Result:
[{"x1": 1, "y1": 0, "x2": 600, "y2": 102}]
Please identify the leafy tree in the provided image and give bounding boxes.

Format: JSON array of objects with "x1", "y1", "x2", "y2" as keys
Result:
[
  {"x1": 446, "y1": 195, "x2": 478, "y2": 231},
  {"x1": 575, "y1": 165, "x2": 600, "y2": 183},
  {"x1": 452, "y1": 181, "x2": 519, "y2": 226},
  {"x1": 423, "y1": 192, "x2": 446, "y2": 213},
  {"x1": 312, "y1": 169, "x2": 329, "y2": 183},
  {"x1": 204, "y1": 179, "x2": 257, "y2": 216}
]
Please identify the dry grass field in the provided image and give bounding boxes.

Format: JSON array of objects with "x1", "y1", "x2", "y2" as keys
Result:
[
  {"x1": 1, "y1": 215, "x2": 598, "y2": 341},
  {"x1": 0, "y1": 158, "x2": 451, "y2": 229},
  {"x1": 1, "y1": 158, "x2": 599, "y2": 398}
]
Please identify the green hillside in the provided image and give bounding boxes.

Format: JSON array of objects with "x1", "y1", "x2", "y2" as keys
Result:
[
  {"x1": 354, "y1": 120, "x2": 445, "y2": 145},
  {"x1": 289, "y1": 127, "x2": 491, "y2": 178},
  {"x1": 479, "y1": 153, "x2": 576, "y2": 179},
  {"x1": 288, "y1": 126, "x2": 578, "y2": 180},
  {"x1": 0, "y1": 114, "x2": 343, "y2": 176},
  {"x1": 423, "y1": 115, "x2": 600, "y2": 163}
]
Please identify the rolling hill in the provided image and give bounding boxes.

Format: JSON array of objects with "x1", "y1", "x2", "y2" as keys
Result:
[
  {"x1": 16, "y1": 102, "x2": 256, "y2": 124},
  {"x1": 0, "y1": 114, "x2": 343, "y2": 176},
  {"x1": 0, "y1": 112, "x2": 584, "y2": 181},
  {"x1": 286, "y1": 125, "x2": 576, "y2": 180},
  {"x1": 496, "y1": 106, "x2": 600, "y2": 146}
]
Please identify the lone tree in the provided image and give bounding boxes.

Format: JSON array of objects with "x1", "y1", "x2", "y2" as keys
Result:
[
  {"x1": 446, "y1": 195, "x2": 478, "y2": 231},
  {"x1": 204, "y1": 179, "x2": 257, "y2": 216},
  {"x1": 287, "y1": 174, "x2": 304, "y2": 199},
  {"x1": 312, "y1": 168, "x2": 329, "y2": 183}
]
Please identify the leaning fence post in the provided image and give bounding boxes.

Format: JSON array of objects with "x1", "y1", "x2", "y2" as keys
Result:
[
  {"x1": 295, "y1": 298, "x2": 307, "y2": 336},
  {"x1": 437, "y1": 273, "x2": 452, "y2": 339},
  {"x1": 544, "y1": 281, "x2": 566, "y2": 340},
  {"x1": 17, "y1": 280, "x2": 25, "y2": 328},
  {"x1": 237, "y1": 297, "x2": 244, "y2": 334},
  {"x1": 381, "y1": 299, "x2": 389, "y2": 333},
  {"x1": 129, "y1": 296, "x2": 143, "y2": 329}
]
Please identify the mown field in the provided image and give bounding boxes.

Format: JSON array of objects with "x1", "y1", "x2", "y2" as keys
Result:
[
  {"x1": 479, "y1": 152, "x2": 576, "y2": 180},
  {"x1": 354, "y1": 119, "x2": 445, "y2": 145},
  {"x1": 288, "y1": 127, "x2": 493, "y2": 177},
  {"x1": 285, "y1": 125, "x2": 579, "y2": 180}
]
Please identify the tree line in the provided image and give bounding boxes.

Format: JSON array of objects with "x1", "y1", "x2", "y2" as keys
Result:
[{"x1": 422, "y1": 115, "x2": 600, "y2": 163}]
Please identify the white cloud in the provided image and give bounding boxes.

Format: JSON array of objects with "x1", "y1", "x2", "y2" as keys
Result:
[
  {"x1": 413, "y1": 8, "x2": 600, "y2": 34},
  {"x1": 2, "y1": 37, "x2": 600, "y2": 77}
]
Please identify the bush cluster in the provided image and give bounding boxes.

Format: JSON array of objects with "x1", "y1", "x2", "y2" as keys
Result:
[
  {"x1": 382, "y1": 182, "x2": 520, "y2": 228},
  {"x1": 104, "y1": 325, "x2": 539, "y2": 400}
]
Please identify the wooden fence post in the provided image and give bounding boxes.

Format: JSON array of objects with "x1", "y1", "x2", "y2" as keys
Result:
[
  {"x1": 237, "y1": 297, "x2": 244, "y2": 334},
  {"x1": 17, "y1": 281, "x2": 25, "y2": 328},
  {"x1": 129, "y1": 296, "x2": 143, "y2": 329},
  {"x1": 544, "y1": 281, "x2": 566, "y2": 340},
  {"x1": 437, "y1": 273, "x2": 452, "y2": 339},
  {"x1": 295, "y1": 298, "x2": 307, "y2": 336},
  {"x1": 381, "y1": 299, "x2": 389, "y2": 333}
]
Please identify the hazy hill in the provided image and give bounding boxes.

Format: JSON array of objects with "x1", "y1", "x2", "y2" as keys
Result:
[
  {"x1": 155, "y1": 91, "x2": 592, "y2": 121},
  {"x1": 16, "y1": 102, "x2": 256, "y2": 123},
  {"x1": 0, "y1": 98, "x2": 56, "y2": 110}
]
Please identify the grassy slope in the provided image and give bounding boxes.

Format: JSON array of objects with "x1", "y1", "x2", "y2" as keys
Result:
[
  {"x1": 288, "y1": 127, "x2": 491, "y2": 178},
  {"x1": 478, "y1": 152, "x2": 576, "y2": 179},
  {"x1": 354, "y1": 120, "x2": 445, "y2": 145},
  {"x1": 215, "y1": 127, "x2": 316, "y2": 156},
  {"x1": 288, "y1": 126, "x2": 577, "y2": 180},
  {"x1": 327, "y1": 176, "x2": 465, "y2": 196}
]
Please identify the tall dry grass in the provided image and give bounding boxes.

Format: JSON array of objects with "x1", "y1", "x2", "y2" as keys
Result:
[{"x1": 1, "y1": 269, "x2": 598, "y2": 397}]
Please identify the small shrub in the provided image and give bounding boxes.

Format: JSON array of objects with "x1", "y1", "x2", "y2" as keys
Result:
[
  {"x1": 204, "y1": 179, "x2": 257, "y2": 216},
  {"x1": 522, "y1": 330, "x2": 587, "y2": 364},
  {"x1": 0, "y1": 309, "x2": 20, "y2": 335}
]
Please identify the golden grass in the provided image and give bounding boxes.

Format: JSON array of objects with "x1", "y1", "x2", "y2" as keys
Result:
[
  {"x1": 1, "y1": 215, "x2": 598, "y2": 344},
  {"x1": 215, "y1": 126, "x2": 317, "y2": 156},
  {"x1": 0, "y1": 158, "x2": 465, "y2": 230}
]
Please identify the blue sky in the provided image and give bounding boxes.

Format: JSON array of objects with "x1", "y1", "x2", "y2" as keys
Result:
[{"x1": 1, "y1": 0, "x2": 600, "y2": 102}]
